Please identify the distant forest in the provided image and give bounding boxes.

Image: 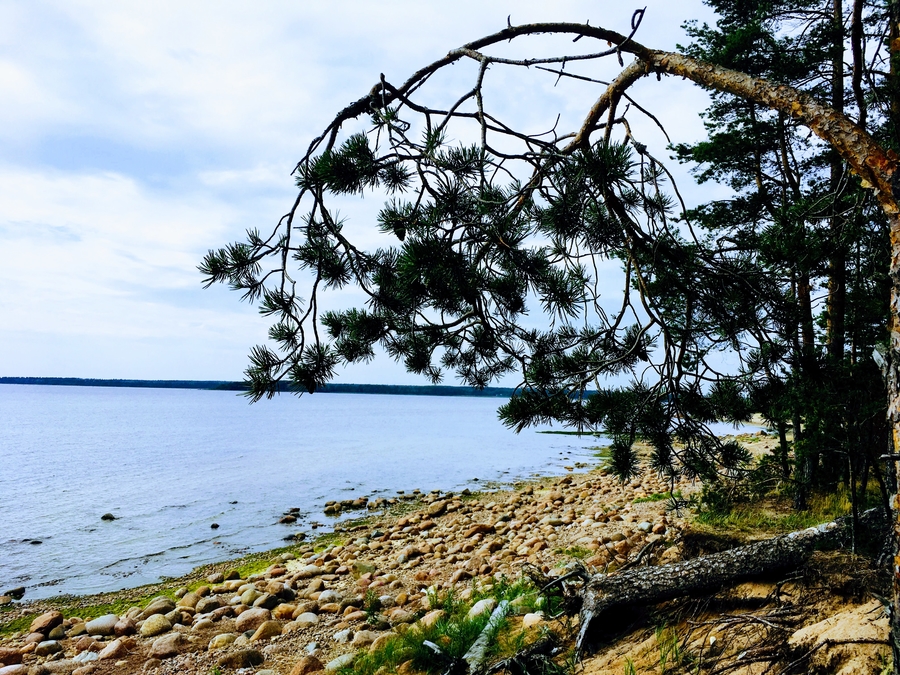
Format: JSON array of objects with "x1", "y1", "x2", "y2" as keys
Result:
[{"x1": 0, "y1": 377, "x2": 517, "y2": 398}]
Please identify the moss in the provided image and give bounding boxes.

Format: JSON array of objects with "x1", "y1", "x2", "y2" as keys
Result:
[{"x1": 0, "y1": 612, "x2": 36, "y2": 638}]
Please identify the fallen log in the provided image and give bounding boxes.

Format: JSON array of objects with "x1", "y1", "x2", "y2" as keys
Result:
[{"x1": 575, "y1": 507, "x2": 890, "y2": 655}]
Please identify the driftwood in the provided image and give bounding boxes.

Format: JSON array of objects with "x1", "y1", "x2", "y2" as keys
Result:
[{"x1": 575, "y1": 508, "x2": 890, "y2": 655}]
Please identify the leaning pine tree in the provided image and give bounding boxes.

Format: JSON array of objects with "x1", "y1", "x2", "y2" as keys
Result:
[{"x1": 201, "y1": 5, "x2": 900, "y2": 668}]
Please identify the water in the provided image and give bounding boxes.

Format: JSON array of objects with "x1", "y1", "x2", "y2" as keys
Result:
[{"x1": 0, "y1": 384, "x2": 602, "y2": 600}]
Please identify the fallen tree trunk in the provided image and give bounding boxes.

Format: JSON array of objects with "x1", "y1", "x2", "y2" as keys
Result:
[{"x1": 575, "y1": 507, "x2": 889, "y2": 655}]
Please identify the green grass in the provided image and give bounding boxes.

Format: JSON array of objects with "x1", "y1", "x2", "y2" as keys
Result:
[
  {"x1": 341, "y1": 578, "x2": 552, "y2": 675},
  {"x1": 695, "y1": 490, "x2": 852, "y2": 533},
  {"x1": 633, "y1": 490, "x2": 683, "y2": 504},
  {"x1": 554, "y1": 546, "x2": 592, "y2": 559}
]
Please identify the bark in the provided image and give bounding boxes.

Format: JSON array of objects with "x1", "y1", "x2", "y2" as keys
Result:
[{"x1": 575, "y1": 508, "x2": 888, "y2": 655}]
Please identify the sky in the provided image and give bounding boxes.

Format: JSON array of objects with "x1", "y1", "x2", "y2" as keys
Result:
[{"x1": 0, "y1": 0, "x2": 725, "y2": 384}]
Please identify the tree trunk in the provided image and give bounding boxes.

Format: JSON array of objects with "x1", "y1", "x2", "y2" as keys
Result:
[{"x1": 575, "y1": 508, "x2": 888, "y2": 655}]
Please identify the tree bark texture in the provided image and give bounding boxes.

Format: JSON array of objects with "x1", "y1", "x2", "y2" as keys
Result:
[{"x1": 575, "y1": 508, "x2": 888, "y2": 655}]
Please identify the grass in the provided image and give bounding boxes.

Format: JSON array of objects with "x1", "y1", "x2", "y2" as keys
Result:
[
  {"x1": 695, "y1": 489, "x2": 853, "y2": 534},
  {"x1": 634, "y1": 490, "x2": 683, "y2": 504},
  {"x1": 340, "y1": 578, "x2": 555, "y2": 675},
  {"x1": 554, "y1": 546, "x2": 593, "y2": 560}
]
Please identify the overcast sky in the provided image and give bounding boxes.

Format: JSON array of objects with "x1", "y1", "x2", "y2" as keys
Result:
[{"x1": 0, "y1": 0, "x2": 724, "y2": 384}]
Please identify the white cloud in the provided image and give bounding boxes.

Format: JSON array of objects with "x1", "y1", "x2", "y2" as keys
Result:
[{"x1": 0, "y1": 0, "x2": 727, "y2": 380}]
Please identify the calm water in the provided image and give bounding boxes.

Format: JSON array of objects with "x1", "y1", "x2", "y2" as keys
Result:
[{"x1": 0, "y1": 385, "x2": 601, "y2": 600}]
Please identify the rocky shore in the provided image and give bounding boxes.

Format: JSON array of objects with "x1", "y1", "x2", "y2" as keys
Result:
[
  {"x1": 0, "y1": 459, "x2": 693, "y2": 675},
  {"x1": 0, "y1": 430, "x2": 888, "y2": 675}
]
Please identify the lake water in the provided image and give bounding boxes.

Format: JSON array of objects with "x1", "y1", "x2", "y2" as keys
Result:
[{"x1": 0, "y1": 384, "x2": 603, "y2": 600}]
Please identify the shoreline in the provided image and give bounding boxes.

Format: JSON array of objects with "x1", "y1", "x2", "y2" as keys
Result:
[
  {"x1": 0, "y1": 447, "x2": 700, "y2": 672},
  {"x1": 1, "y1": 431, "x2": 808, "y2": 675}
]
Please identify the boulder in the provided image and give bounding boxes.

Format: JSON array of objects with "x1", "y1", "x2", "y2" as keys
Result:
[
  {"x1": 29, "y1": 612, "x2": 63, "y2": 635},
  {"x1": 139, "y1": 597, "x2": 175, "y2": 620},
  {"x1": 150, "y1": 632, "x2": 187, "y2": 659},
  {"x1": 139, "y1": 614, "x2": 172, "y2": 637},
  {"x1": 235, "y1": 607, "x2": 271, "y2": 633},
  {"x1": 84, "y1": 614, "x2": 119, "y2": 636}
]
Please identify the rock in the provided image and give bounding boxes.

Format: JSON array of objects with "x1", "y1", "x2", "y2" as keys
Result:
[
  {"x1": 292, "y1": 565, "x2": 323, "y2": 579},
  {"x1": 195, "y1": 596, "x2": 222, "y2": 614},
  {"x1": 325, "y1": 653, "x2": 355, "y2": 671},
  {"x1": 208, "y1": 633, "x2": 237, "y2": 650},
  {"x1": 0, "y1": 597, "x2": 11, "y2": 606},
  {"x1": 294, "y1": 613, "x2": 319, "y2": 628},
  {"x1": 139, "y1": 597, "x2": 175, "y2": 620},
  {"x1": 290, "y1": 655, "x2": 324, "y2": 675},
  {"x1": 332, "y1": 629, "x2": 353, "y2": 644},
  {"x1": 142, "y1": 660, "x2": 161, "y2": 673},
  {"x1": 67, "y1": 622, "x2": 86, "y2": 637},
  {"x1": 72, "y1": 651, "x2": 98, "y2": 663},
  {"x1": 369, "y1": 632, "x2": 397, "y2": 653},
  {"x1": 114, "y1": 618, "x2": 136, "y2": 636},
  {"x1": 637, "y1": 521, "x2": 652, "y2": 532},
  {"x1": 177, "y1": 592, "x2": 201, "y2": 609},
  {"x1": 84, "y1": 615, "x2": 119, "y2": 636},
  {"x1": 274, "y1": 603, "x2": 297, "y2": 620},
  {"x1": 33, "y1": 641, "x2": 61, "y2": 657},
  {"x1": 449, "y1": 569, "x2": 472, "y2": 584},
  {"x1": 192, "y1": 618, "x2": 214, "y2": 632},
  {"x1": 3, "y1": 588, "x2": 25, "y2": 600},
  {"x1": 418, "y1": 609, "x2": 445, "y2": 629},
  {"x1": 652, "y1": 523, "x2": 667, "y2": 535},
  {"x1": 47, "y1": 625, "x2": 65, "y2": 640},
  {"x1": 0, "y1": 648, "x2": 22, "y2": 666},
  {"x1": 251, "y1": 620, "x2": 283, "y2": 641},
  {"x1": 522, "y1": 612, "x2": 544, "y2": 629},
  {"x1": 216, "y1": 649, "x2": 264, "y2": 669},
  {"x1": 207, "y1": 572, "x2": 225, "y2": 584},
  {"x1": 97, "y1": 639, "x2": 127, "y2": 661},
  {"x1": 351, "y1": 630, "x2": 379, "y2": 647},
  {"x1": 0, "y1": 666, "x2": 26, "y2": 675},
  {"x1": 29, "y1": 612, "x2": 63, "y2": 635},
  {"x1": 253, "y1": 593, "x2": 279, "y2": 609},
  {"x1": 467, "y1": 598, "x2": 496, "y2": 619},
  {"x1": 149, "y1": 632, "x2": 187, "y2": 659},
  {"x1": 241, "y1": 588, "x2": 262, "y2": 605},
  {"x1": 100, "y1": 513, "x2": 116, "y2": 521},
  {"x1": 139, "y1": 614, "x2": 172, "y2": 637},
  {"x1": 427, "y1": 500, "x2": 448, "y2": 517},
  {"x1": 235, "y1": 607, "x2": 271, "y2": 633},
  {"x1": 317, "y1": 590, "x2": 342, "y2": 604}
]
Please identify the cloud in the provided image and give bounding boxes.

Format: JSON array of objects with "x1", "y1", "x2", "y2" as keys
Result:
[{"x1": 0, "y1": 0, "x2": 724, "y2": 380}]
